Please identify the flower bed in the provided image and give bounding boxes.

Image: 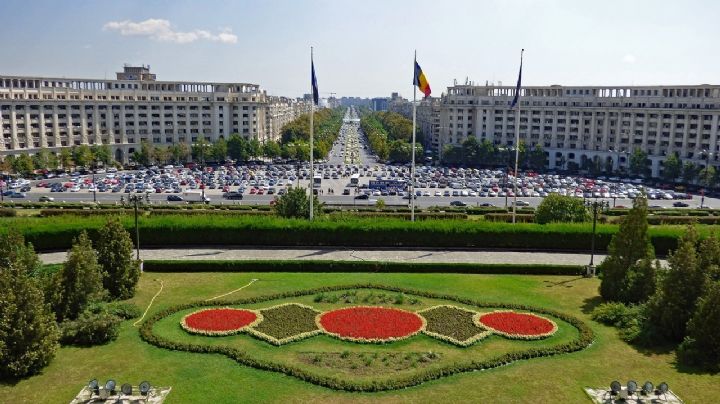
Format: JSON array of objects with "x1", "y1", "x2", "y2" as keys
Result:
[
  {"x1": 418, "y1": 305, "x2": 491, "y2": 346},
  {"x1": 476, "y1": 310, "x2": 557, "y2": 339},
  {"x1": 247, "y1": 303, "x2": 322, "y2": 345},
  {"x1": 316, "y1": 306, "x2": 426, "y2": 343},
  {"x1": 181, "y1": 308, "x2": 262, "y2": 336}
]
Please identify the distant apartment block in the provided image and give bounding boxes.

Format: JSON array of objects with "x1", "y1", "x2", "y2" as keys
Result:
[{"x1": 0, "y1": 65, "x2": 310, "y2": 163}]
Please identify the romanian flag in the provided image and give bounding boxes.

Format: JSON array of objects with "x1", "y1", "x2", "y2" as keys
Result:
[{"x1": 413, "y1": 59, "x2": 431, "y2": 98}]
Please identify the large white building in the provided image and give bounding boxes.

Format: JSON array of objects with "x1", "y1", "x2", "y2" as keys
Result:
[
  {"x1": 439, "y1": 84, "x2": 720, "y2": 177},
  {"x1": 0, "y1": 65, "x2": 310, "y2": 163}
]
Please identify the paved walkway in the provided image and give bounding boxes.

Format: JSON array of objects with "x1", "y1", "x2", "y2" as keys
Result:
[{"x1": 39, "y1": 247, "x2": 607, "y2": 266}]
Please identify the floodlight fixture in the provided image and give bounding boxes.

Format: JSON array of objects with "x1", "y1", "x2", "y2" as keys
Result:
[
  {"x1": 642, "y1": 381, "x2": 654, "y2": 395},
  {"x1": 121, "y1": 383, "x2": 133, "y2": 395},
  {"x1": 658, "y1": 381, "x2": 669, "y2": 398},
  {"x1": 105, "y1": 379, "x2": 116, "y2": 395},
  {"x1": 88, "y1": 379, "x2": 99, "y2": 396},
  {"x1": 610, "y1": 381, "x2": 621, "y2": 395},
  {"x1": 627, "y1": 380, "x2": 638, "y2": 396},
  {"x1": 139, "y1": 381, "x2": 151, "y2": 396}
]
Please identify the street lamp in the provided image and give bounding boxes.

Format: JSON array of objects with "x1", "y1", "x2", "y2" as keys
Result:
[
  {"x1": 585, "y1": 198, "x2": 609, "y2": 277},
  {"x1": 700, "y1": 149, "x2": 714, "y2": 208},
  {"x1": 128, "y1": 193, "x2": 149, "y2": 261}
]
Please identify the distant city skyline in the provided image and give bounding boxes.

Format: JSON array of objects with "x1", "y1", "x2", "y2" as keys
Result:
[{"x1": 1, "y1": 0, "x2": 719, "y2": 98}]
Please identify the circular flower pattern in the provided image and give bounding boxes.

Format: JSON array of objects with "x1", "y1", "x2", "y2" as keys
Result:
[
  {"x1": 181, "y1": 308, "x2": 262, "y2": 336},
  {"x1": 476, "y1": 311, "x2": 557, "y2": 339},
  {"x1": 317, "y1": 306, "x2": 425, "y2": 342}
]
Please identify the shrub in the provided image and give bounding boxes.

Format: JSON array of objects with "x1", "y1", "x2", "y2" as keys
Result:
[
  {"x1": 103, "y1": 301, "x2": 142, "y2": 319},
  {"x1": 59, "y1": 309, "x2": 122, "y2": 346},
  {"x1": 535, "y1": 194, "x2": 588, "y2": 224},
  {"x1": 483, "y1": 213, "x2": 535, "y2": 223},
  {"x1": 273, "y1": 186, "x2": 322, "y2": 218},
  {"x1": 590, "y1": 302, "x2": 643, "y2": 342},
  {"x1": 0, "y1": 208, "x2": 16, "y2": 217}
]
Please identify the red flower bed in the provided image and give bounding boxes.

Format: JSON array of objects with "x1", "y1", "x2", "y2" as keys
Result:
[
  {"x1": 317, "y1": 306, "x2": 425, "y2": 342},
  {"x1": 476, "y1": 311, "x2": 557, "y2": 339},
  {"x1": 182, "y1": 308, "x2": 261, "y2": 336}
]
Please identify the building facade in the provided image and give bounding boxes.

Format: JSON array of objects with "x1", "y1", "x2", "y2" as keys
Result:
[
  {"x1": 0, "y1": 66, "x2": 310, "y2": 163},
  {"x1": 416, "y1": 97, "x2": 441, "y2": 152},
  {"x1": 440, "y1": 84, "x2": 720, "y2": 177},
  {"x1": 264, "y1": 96, "x2": 311, "y2": 143}
]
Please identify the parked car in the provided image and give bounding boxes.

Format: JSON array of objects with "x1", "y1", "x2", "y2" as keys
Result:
[
  {"x1": 672, "y1": 201, "x2": 689, "y2": 207},
  {"x1": 450, "y1": 200, "x2": 467, "y2": 207},
  {"x1": 38, "y1": 196, "x2": 55, "y2": 202},
  {"x1": 513, "y1": 200, "x2": 530, "y2": 207},
  {"x1": 354, "y1": 194, "x2": 369, "y2": 200},
  {"x1": 223, "y1": 191, "x2": 244, "y2": 200},
  {"x1": 166, "y1": 195, "x2": 184, "y2": 202}
]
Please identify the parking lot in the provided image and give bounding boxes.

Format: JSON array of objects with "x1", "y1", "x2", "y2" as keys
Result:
[{"x1": 2, "y1": 105, "x2": 719, "y2": 209}]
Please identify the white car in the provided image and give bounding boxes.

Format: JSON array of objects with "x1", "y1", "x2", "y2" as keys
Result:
[{"x1": 70, "y1": 186, "x2": 81, "y2": 192}]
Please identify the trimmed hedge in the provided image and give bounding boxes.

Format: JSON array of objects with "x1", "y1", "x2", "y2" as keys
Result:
[
  {"x1": 140, "y1": 283, "x2": 594, "y2": 392},
  {"x1": 142, "y1": 260, "x2": 584, "y2": 275},
  {"x1": 0, "y1": 208, "x2": 17, "y2": 217},
  {"x1": 1, "y1": 215, "x2": 687, "y2": 254},
  {"x1": 484, "y1": 213, "x2": 536, "y2": 223}
]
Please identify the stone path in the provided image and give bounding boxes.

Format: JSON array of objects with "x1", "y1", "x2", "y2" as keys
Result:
[{"x1": 40, "y1": 247, "x2": 608, "y2": 266}]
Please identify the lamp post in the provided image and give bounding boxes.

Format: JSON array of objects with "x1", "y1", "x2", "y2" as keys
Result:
[
  {"x1": 92, "y1": 161, "x2": 97, "y2": 203},
  {"x1": 700, "y1": 149, "x2": 714, "y2": 208},
  {"x1": 128, "y1": 193, "x2": 146, "y2": 261},
  {"x1": 585, "y1": 198, "x2": 609, "y2": 277}
]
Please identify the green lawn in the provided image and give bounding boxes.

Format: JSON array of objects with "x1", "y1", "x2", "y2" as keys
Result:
[{"x1": 1, "y1": 272, "x2": 716, "y2": 403}]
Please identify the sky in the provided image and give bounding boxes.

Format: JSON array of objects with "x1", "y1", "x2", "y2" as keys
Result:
[{"x1": 1, "y1": 0, "x2": 719, "y2": 99}]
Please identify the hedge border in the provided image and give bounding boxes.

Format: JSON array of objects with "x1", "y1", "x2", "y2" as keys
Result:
[
  {"x1": 142, "y1": 260, "x2": 584, "y2": 276},
  {"x1": 139, "y1": 283, "x2": 595, "y2": 392}
]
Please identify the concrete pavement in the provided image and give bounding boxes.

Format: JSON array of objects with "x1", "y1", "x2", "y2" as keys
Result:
[{"x1": 39, "y1": 247, "x2": 608, "y2": 266}]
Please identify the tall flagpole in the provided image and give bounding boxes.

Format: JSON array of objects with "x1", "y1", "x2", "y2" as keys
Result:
[
  {"x1": 309, "y1": 46, "x2": 314, "y2": 221},
  {"x1": 411, "y1": 50, "x2": 417, "y2": 222},
  {"x1": 512, "y1": 49, "x2": 524, "y2": 224}
]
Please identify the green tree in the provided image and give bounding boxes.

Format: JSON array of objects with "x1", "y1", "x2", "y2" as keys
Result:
[
  {"x1": 91, "y1": 144, "x2": 112, "y2": 165},
  {"x1": 227, "y1": 134, "x2": 249, "y2": 161},
  {"x1": 598, "y1": 195, "x2": 657, "y2": 304},
  {"x1": 96, "y1": 217, "x2": 139, "y2": 300},
  {"x1": 629, "y1": 148, "x2": 649, "y2": 177},
  {"x1": 32, "y1": 148, "x2": 51, "y2": 170},
  {"x1": 132, "y1": 141, "x2": 153, "y2": 166},
  {"x1": 528, "y1": 144, "x2": 547, "y2": 172},
  {"x1": 263, "y1": 140, "x2": 282, "y2": 159},
  {"x1": 73, "y1": 144, "x2": 94, "y2": 168},
  {"x1": 534, "y1": 194, "x2": 588, "y2": 224},
  {"x1": 682, "y1": 161, "x2": 698, "y2": 184},
  {"x1": 0, "y1": 230, "x2": 59, "y2": 378},
  {"x1": 272, "y1": 186, "x2": 322, "y2": 219},
  {"x1": 11, "y1": 153, "x2": 34, "y2": 176},
  {"x1": 699, "y1": 165, "x2": 716, "y2": 188},
  {"x1": 170, "y1": 142, "x2": 190, "y2": 164},
  {"x1": 662, "y1": 153, "x2": 682, "y2": 183},
  {"x1": 678, "y1": 280, "x2": 720, "y2": 370},
  {"x1": 151, "y1": 146, "x2": 170, "y2": 165},
  {"x1": 211, "y1": 138, "x2": 228, "y2": 162},
  {"x1": 59, "y1": 148, "x2": 73, "y2": 169},
  {"x1": 645, "y1": 226, "x2": 709, "y2": 342},
  {"x1": 248, "y1": 138, "x2": 262, "y2": 160},
  {"x1": 191, "y1": 138, "x2": 210, "y2": 165},
  {"x1": 50, "y1": 232, "x2": 105, "y2": 322},
  {"x1": 47, "y1": 152, "x2": 60, "y2": 170}
]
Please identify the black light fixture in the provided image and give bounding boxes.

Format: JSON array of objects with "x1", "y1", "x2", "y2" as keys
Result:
[
  {"x1": 626, "y1": 380, "x2": 638, "y2": 398},
  {"x1": 139, "y1": 381, "x2": 151, "y2": 396},
  {"x1": 105, "y1": 379, "x2": 116, "y2": 395},
  {"x1": 121, "y1": 383, "x2": 133, "y2": 396},
  {"x1": 609, "y1": 380, "x2": 621, "y2": 397},
  {"x1": 657, "y1": 382, "x2": 669, "y2": 399},
  {"x1": 88, "y1": 379, "x2": 99, "y2": 396},
  {"x1": 642, "y1": 381, "x2": 654, "y2": 396}
]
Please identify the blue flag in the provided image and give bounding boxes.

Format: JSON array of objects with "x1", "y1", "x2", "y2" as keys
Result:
[
  {"x1": 311, "y1": 57, "x2": 319, "y2": 106},
  {"x1": 510, "y1": 50, "x2": 523, "y2": 109}
]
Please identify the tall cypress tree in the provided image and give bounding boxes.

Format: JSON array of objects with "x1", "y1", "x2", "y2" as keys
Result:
[
  {"x1": 0, "y1": 230, "x2": 59, "y2": 378},
  {"x1": 678, "y1": 280, "x2": 720, "y2": 370},
  {"x1": 646, "y1": 226, "x2": 707, "y2": 341},
  {"x1": 51, "y1": 231, "x2": 105, "y2": 322},
  {"x1": 599, "y1": 195, "x2": 657, "y2": 303},
  {"x1": 96, "y1": 218, "x2": 139, "y2": 300}
]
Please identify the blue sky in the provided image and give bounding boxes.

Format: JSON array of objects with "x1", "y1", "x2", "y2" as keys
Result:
[{"x1": 1, "y1": 0, "x2": 718, "y2": 98}]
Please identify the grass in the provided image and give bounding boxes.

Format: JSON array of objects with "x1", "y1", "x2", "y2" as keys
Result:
[{"x1": 1, "y1": 271, "x2": 717, "y2": 403}]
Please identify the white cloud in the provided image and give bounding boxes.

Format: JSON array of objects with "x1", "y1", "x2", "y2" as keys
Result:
[
  {"x1": 622, "y1": 54, "x2": 636, "y2": 64},
  {"x1": 103, "y1": 19, "x2": 237, "y2": 44}
]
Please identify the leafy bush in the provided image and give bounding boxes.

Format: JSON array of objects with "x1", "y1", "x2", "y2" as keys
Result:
[
  {"x1": 96, "y1": 217, "x2": 139, "y2": 300},
  {"x1": 591, "y1": 302, "x2": 643, "y2": 342},
  {"x1": 483, "y1": 213, "x2": 535, "y2": 223},
  {"x1": 535, "y1": 194, "x2": 589, "y2": 224},
  {"x1": 104, "y1": 301, "x2": 142, "y2": 319},
  {"x1": 0, "y1": 208, "x2": 17, "y2": 217},
  {"x1": 59, "y1": 309, "x2": 121, "y2": 346}
]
